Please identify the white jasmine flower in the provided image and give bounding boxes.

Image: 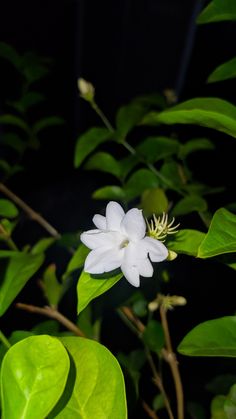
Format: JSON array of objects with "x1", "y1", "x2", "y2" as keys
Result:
[{"x1": 80, "y1": 201, "x2": 168, "y2": 287}]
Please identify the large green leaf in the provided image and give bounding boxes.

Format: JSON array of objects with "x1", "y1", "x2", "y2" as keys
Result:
[
  {"x1": 125, "y1": 169, "x2": 159, "y2": 200},
  {"x1": 136, "y1": 136, "x2": 180, "y2": 163},
  {"x1": 198, "y1": 208, "x2": 236, "y2": 258},
  {"x1": 0, "y1": 199, "x2": 19, "y2": 218},
  {"x1": 143, "y1": 98, "x2": 236, "y2": 139},
  {"x1": 178, "y1": 316, "x2": 236, "y2": 357},
  {"x1": 74, "y1": 127, "x2": 112, "y2": 168},
  {"x1": 65, "y1": 243, "x2": 90, "y2": 277},
  {"x1": 197, "y1": 0, "x2": 236, "y2": 24},
  {"x1": 92, "y1": 185, "x2": 126, "y2": 201},
  {"x1": 179, "y1": 138, "x2": 214, "y2": 159},
  {"x1": 0, "y1": 335, "x2": 70, "y2": 419},
  {"x1": 167, "y1": 229, "x2": 205, "y2": 257},
  {"x1": 51, "y1": 337, "x2": 127, "y2": 418},
  {"x1": 172, "y1": 195, "x2": 208, "y2": 216},
  {"x1": 85, "y1": 151, "x2": 121, "y2": 178},
  {"x1": 208, "y1": 57, "x2": 236, "y2": 83},
  {"x1": 0, "y1": 251, "x2": 44, "y2": 316},
  {"x1": 141, "y1": 188, "x2": 168, "y2": 216},
  {"x1": 77, "y1": 271, "x2": 123, "y2": 314},
  {"x1": 116, "y1": 103, "x2": 146, "y2": 140}
]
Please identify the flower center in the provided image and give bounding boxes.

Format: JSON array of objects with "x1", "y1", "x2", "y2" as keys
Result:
[
  {"x1": 146, "y1": 213, "x2": 179, "y2": 242},
  {"x1": 120, "y1": 239, "x2": 129, "y2": 248}
]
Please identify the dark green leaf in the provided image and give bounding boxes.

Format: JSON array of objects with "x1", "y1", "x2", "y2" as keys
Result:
[
  {"x1": 197, "y1": 0, "x2": 236, "y2": 24},
  {"x1": 1, "y1": 335, "x2": 70, "y2": 419},
  {"x1": 206, "y1": 375, "x2": 236, "y2": 395},
  {"x1": 187, "y1": 402, "x2": 207, "y2": 419},
  {"x1": 31, "y1": 237, "x2": 56, "y2": 255},
  {"x1": 0, "y1": 199, "x2": 19, "y2": 218},
  {"x1": 0, "y1": 114, "x2": 29, "y2": 133},
  {"x1": 119, "y1": 154, "x2": 139, "y2": 179},
  {"x1": 116, "y1": 103, "x2": 147, "y2": 140},
  {"x1": 85, "y1": 151, "x2": 121, "y2": 178},
  {"x1": 208, "y1": 57, "x2": 236, "y2": 83},
  {"x1": 20, "y1": 52, "x2": 50, "y2": 83},
  {"x1": 142, "y1": 320, "x2": 164, "y2": 354},
  {"x1": 160, "y1": 161, "x2": 185, "y2": 188},
  {"x1": 125, "y1": 169, "x2": 159, "y2": 200},
  {"x1": 179, "y1": 138, "x2": 214, "y2": 159},
  {"x1": 0, "y1": 42, "x2": 20, "y2": 68},
  {"x1": 74, "y1": 127, "x2": 112, "y2": 168},
  {"x1": 77, "y1": 271, "x2": 123, "y2": 314},
  {"x1": 9, "y1": 92, "x2": 45, "y2": 113},
  {"x1": 198, "y1": 208, "x2": 236, "y2": 258},
  {"x1": 137, "y1": 136, "x2": 180, "y2": 163},
  {"x1": 1, "y1": 133, "x2": 26, "y2": 153},
  {"x1": 178, "y1": 316, "x2": 236, "y2": 357},
  {"x1": 153, "y1": 394, "x2": 165, "y2": 412},
  {"x1": 211, "y1": 395, "x2": 227, "y2": 419},
  {"x1": 172, "y1": 195, "x2": 208, "y2": 216},
  {"x1": 143, "y1": 98, "x2": 236, "y2": 139},
  {"x1": 141, "y1": 188, "x2": 169, "y2": 216},
  {"x1": 33, "y1": 117, "x2": 64, "y2": 135},
  {"x1": 41, "y1": 264, "x2": 62, "y2": 307},
  {"x1": 92, "y1": 185, "x2": 126, "y2": 201},
  {"x1": 167, "y1": 229, "x2": 205, "y2": 256}
]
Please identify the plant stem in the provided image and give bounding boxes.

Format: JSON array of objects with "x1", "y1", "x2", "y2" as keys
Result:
[
  {"x1": 0, "y1": 224, "x2": 18, "y2": 251},
  {"x1": 0, "y1": 183, "x2": 60, "y2": 238},
  {"x1": 0, "y1": 329, "x2": 11, "y2": 349},
  {"x1": 16, "y1": 303, "x2": 85, "y2": 337},
  {"x1": 142, "y1": 400, "x2": 159, "y2": 419},
  {"x1": 91, "y1": 100, "x2": 115, "y2": 133},
  {"x1": 160, "y1": 305, "x2": 184, "y2": 419}
]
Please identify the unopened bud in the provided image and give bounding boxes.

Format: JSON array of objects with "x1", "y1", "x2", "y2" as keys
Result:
[
  {"x1": 171, "y1": 296, "x2": 187, "y2": 306},
  {"x1": 148, "y1": 301, "x2": 159, "y2": 312},
  {"x1": 78, "y1": 78, "x2": 95, "y2": 102},
  {"x1": 167, "y1": 250, "x2": 178, "y2": 261}
]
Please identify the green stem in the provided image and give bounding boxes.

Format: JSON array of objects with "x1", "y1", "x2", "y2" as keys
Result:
[
  {"x1": 91, "y1": 100, "x2": 115, "y2": 132},
  {"x1": 0, "y1": 330, "x2": 11, "y2": 349}
]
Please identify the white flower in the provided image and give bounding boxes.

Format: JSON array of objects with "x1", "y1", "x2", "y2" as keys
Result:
[{"x1": 80, "y1": 201, "x2": 168, "y2": 287}]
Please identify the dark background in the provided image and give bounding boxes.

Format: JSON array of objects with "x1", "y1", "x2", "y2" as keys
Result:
[{"x1": 1, "y1": 0, "x2": 236, "y2": 417}]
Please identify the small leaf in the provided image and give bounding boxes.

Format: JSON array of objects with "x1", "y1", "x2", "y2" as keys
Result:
[
  {"x1": 119, "y1": 155, "x2": 138, "y2": 179},
  {"x1": 142, "y1": 320, "x2": 164, "y2": 354},
  {"x1": 167, "y1": 229, "x2": 206, "y2": 256},
  {"x1": 116, "y1": 103, "x2": 147, "y2": 140},
  {"x1": 206, "y1": 375, "x2": 236, "y2": 395},
  {"x1": 0, "y1": 42, "x2": 20, "y2": 68},
  {"x1": 179, "y1": 138, "x2": 214, "y2": 159},
  {"x1": 187, "y1": 402, "x2": 207, "y2": 419},
  {"x1": 198, "y1": 208, "x2": 236, "y2": 258},
  {"x1": 143, "y1": 98, "x2": 236, "y2": 139},
  {"x1": 211, "y1": 395, "x2": 227, "y2": 419},
  {"x1": 85, "y1": 151, "x2": 121, "y2": 178},
  {"x1": 65, "y1": 243, "x2": 90, "y2": 276},
  {"x1": 1, "y1": 335, "x2": 70, "y2": 419},
  {"x1": 141, "y1": 188, "x2": 169, "y2": 216},
  {"x1": 0, "y1": 114, "x2": 29, "y2": 133},
  {"x1": 1, "y1": 133, "x2": 26, "y2": 153},
  {"x1": 77, "y1": 271, "x2": 123, "y2": 314},
  {"x1": 41, "y1": 264, "x2": 62, "y2": 307},
  {"x1": 74, "y1": 127, "x2": 112, "y2": 168},
  {"x1": 52, "y1": 337, "x2": 127, "y2": 418},
  {"x1": 33, "y1": 116, "x2": 64, "y2": 135},
  {"x1": 208, "y1": 57, "x2": 236, "y2": 83},
  {"x1": 172, "y1": 195, "x2": 208, "y2": 216},
  {"x1": 178, "y1": 316, "x2": 236, "y2": 357},
  {"x1": 31, "y1": 237, "x2": 56, "y2": 255},
  {"x1": 197, "y1": 0, "x2": 236, "y2": 24},
  {"x1": 0, "y1": 199, "x2": 19, "y2": 218},
  {"x1": 0, "y1": 251, "x2": 44, "y2": 316},
  {"x1": 160, "y1": 161, "x2": 185, "y2": 188},
  {"x1": 92, "y1": 185, "x2": 126, "y2": 201},
  {"x1": 137, "y1": 136, "x2": 180, "y2": 163},
  {"x1": 153, "y1": 394, "x2": 165, "y2": 412},
  {"x1": 9, "y1": 92, "x2": 45, "y2": 113},
  {"x1": 125, "y1": 169, "x2": 159, "y2": 200}
]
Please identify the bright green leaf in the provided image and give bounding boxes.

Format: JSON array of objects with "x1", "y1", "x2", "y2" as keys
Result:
[
  {"x1": 211, "y1": 395, "x2": 227, "y2": 419},
  {"x1": 143, "y1": 98, "x2": 236, "y2": 139},
  {"x1": 137, "y1": 136, "x2": 180, "y2": 163},
  {"x1": 74, "y1": 127, "x2": 112, "y2": 168},
  {"x1": 0, "y1": 252, "x2": 44, "y2": 316},
  {"x1": 178, "y1": 316, "x2": 236, "y2": 357},
  {"x1": 52, "y1": 336, "x2": 127, "y2": 419},
  {"x1": 179, "y1": 138, "x2": 214, "y2": 159},
  {"x1": 65, "y1": 244, "x2": 90, "y2": 277},
  {"x1": 198, "y1": 208, "x2": 236, "y2": 258},
  {"x1": 41, "y1": 264, "x2": 62, "y2": 307},
  {"x1": 0, "y1": 199, "x2": 19, "y2": 218},
  {"x1": 92, "y1": 185, "x2": 126, "y2": 201},
  {"x1": 77, "y1": 271, "x2": 123, "y2": 314},
  {"x1": 142, "y1": 320, "x2": 164, "y2": 354},
  {"x1": 197, "y1": 0, "x2": 236, "y2": 24},
  {"x1": 85, "y1": 151, "x2": 121, "y2": 178},
  {"x1": 125, "y1": 169, "x2": 159, "y2": 200},
  {"x1": 208, "y1": 57, "x2": 236, "y2": 83},
  {"x1": 172, "y1": 195, "x2": 208, "y2": 216},
  {"x1": 1, "y1": 335, "x2": 70, "y2": 419},
  {"x1": 167, "y1": 229, "x2": 206, "y2": 256}
]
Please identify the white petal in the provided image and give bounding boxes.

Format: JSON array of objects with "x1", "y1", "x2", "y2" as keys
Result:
[
  {"x1": 85, "y1": 247, "x2": 124, "y2": 274},
  {"x1": 121, "y1": 208, "x2": 146, "y2": 241},
  {"x1": 121, "y1": 262, "x2": 140, "y2": 287},
  {"x1": 143, "y1": 236, "x2": 168, "y2": 262},
  {"x1": 80, "y1": 230, "x2": 124, "y2": 250},
  {"x1": 93, "y1": 214, "x2": 106, "y2": 230},
  {"x1": 106, "y1": 201, "x2": 125, "y2": 231},
  {"x1": 137, "y1": 258, "x2": 153, "y2": 277}
]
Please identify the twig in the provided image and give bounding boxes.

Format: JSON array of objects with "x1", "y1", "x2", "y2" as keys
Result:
[
  {"x1": 142, "y1": 400, "x2": 159, "y2": 419},
  {"x1": 120, "y1": 306, "x2": 145, "y2": 333},
  {"x1": 0, "y1": 224, "x2": 18, "y2": 250},
  {"x1": 0, "y1": 183, "x2": 60, "y2": 238},
  {"x1": 0, "y1": 329, "x2": 11, "y2": 349},
  {"x1": 16, "y1": 303, "x2": 85, "y2": 337},
  {"x1": 160, "y1": 305, "x2": 184, "y2": 419}
]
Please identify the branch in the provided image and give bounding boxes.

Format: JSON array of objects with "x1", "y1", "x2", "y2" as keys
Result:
[
  {"x1": 142, "y1": 400, "x2": 159, "y2": 419},
  {"x1": 16, "y1": 303, "x2": 85, "y2": 337},
  {"x1": 0, "y1": 183, "x2": 60, "y2": 238}
]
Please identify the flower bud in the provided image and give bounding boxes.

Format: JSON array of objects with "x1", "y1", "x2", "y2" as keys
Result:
[
  {"x1": 148, "y1": 301, "x2": 159, "y2": 312},
  {"x1": 167, "y1": 250, "x2": 178, "y2": 261},
  {"x1": 78, "y1": 78, "x2": 95, "y2": 102}
]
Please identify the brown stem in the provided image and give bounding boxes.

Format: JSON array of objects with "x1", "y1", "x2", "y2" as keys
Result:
[
  {"x1": 0, "y1": 183, "x2": 60, "y2": 238},
  {"x1": 160, "y1": 306, "x2": 184, "y2": 419},
  {"x1": 16, "y1": 303, "x2": 85, "y2": 337},
  {"x1": 0, "y1": 224, "x2": 18, "y2": 250},
  {"x1": 142, "y1": 400, "x2": 159, "y2": 419},
  {"x1": 120, "y1": 306, "x2": 145, "y2": 333}
]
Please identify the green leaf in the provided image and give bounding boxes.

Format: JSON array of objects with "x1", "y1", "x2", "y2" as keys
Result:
[
  {"x1": 65, "y1": 244, "x2": 90, "y2": 277},
  {"x1": 137, "y1": 136, "x2": 180, "y2": 163},
  {"x1": 208, "y1": 57, "x2": 236, "y2": 83},
  {"x1": 141, "y1": 188, "x2": 168, "y2": 216},
  {"x1": 52, "y1": 336, "x2": 127, "y2": 418},
  {"x1": 0, "y1": 114, "x2": 29, "y2": 133},
  {"x1": 125, "y1": 169, "x2": 159, "y2": 200},
  {"x1": 198, "y1": 208, "x2": 236, "y2": 258},
  {"x1": 9, "y1": 92, "x2": 45, "y2": 113},
  {"x1": 178, "y1": 316, "x2": 236, "y2": 357},
  {"x1": 211, "y1": 395, "x2": 227, "y2": 419},
  {"x1": 0, "y1": 335, "x2": 70, "y2": 419},
  {"x1": 142, "y1": 320, "x2": 165, "y2": 354},
  {"x1": 74, "y1": 127, "x2": 112, "y2": 168},
  {"x1": 85, "y1": 151, "x2": 121, "y2": 178},
  {"x1": 206, "y1": 375, "x2": 236, "y2": 395},
  {"x1": 31, "y1": 237, "x2": 56, "y2": 255},
  {"x1": 153, "y1": 394, "x2": 165, "y2": 412},
  {"x1": 92, "y1": 186, "x2": 126, "y2": 201},
  {"x1": 167, "y1": 229, "x2": 206, "y2": 256},
  {"x1": 77, "y1": 271, "x2": 123, "y2": 314},
  {"x1": 119, "y1": 155, "x2": 138, "y2": 179},
  {"x1": 225, "y1": 384, "x2": 236, "y2": 419},
  {"x1": 116, "y1": 103, "x2": 146, "y2": 140},
  {"x1": 160, "y1": 161, "x2": 185, "y2": 188},
  {"x1": 19, "y1": 52, "x2": 50, "y2": 83},
  {"x1": 33, "y1": 117, "x2": 64, "y2": 135},
  {"x1": 0, "y1": 199, "x2": 19, "y2": 218},
  {"x1": 0, "y1": 42, "x2": 20, "y2": 68},
  {"x1": 0, "y1": 252, "x2": 44, "y2": 316},
  {"x1": 41, "y1": 264, "x2": 62, "y2": 307},
  {"x1": 143, "y1": 98, "x2": 236, "y2": 139},
  {"x1": 179, "y1": 138, "x2": 214, "y2": 159},
  {"x1": 187, "y1": 402, "x2": 207, "y2": 419},
  {"x1": 172, "y1": 195, "x2": 208, "y2": 216},
  {"x1": 1, "y1": 133, "x2": 26, "y2": 153},
  {"x1": 197, "y1": 0, "x2": 236, "y2": 24}
]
